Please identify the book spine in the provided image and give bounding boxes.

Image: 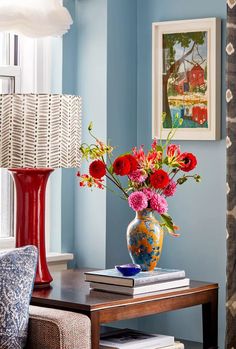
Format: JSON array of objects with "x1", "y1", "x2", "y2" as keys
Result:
[{"x1": 133, "y1": 271, "x2": 186, "y2": 286}]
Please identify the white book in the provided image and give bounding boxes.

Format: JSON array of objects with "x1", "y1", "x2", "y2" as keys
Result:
[
  {"x1": 99, "y1": 328, "x2": 175, "y2": 349},
  {"x1": 85, "y1": 268, "x2": 186, "y2": 287},
  {"x1": 90, "y1": 278, "x2": 190, "y2": 295},
  {"x1": 141, "y1": 342, "x2": 184, "y2": 349}
]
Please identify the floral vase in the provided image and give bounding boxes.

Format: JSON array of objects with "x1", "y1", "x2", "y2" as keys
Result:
[{"x1": 127, "y1": 209, "x2": 163, "y2": 271}]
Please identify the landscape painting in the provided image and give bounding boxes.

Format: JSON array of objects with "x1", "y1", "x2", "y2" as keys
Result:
[
  {"x1": 162, "y1": 31, "x2": 208, "y2": 129},
  {"x1": 152, "y1": 18, "x2": 221, "y2": 140}
]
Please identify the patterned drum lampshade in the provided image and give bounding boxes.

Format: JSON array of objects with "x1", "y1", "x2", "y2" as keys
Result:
[
  {"x1": 0, "y1": 94, "x2": 82, "y2": 168},
  {"x1": 0, "y1": 94, "x2": 82, "y2": 287}
]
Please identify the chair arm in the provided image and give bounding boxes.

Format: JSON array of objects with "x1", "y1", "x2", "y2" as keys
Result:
[{"x1": 26, "y1": 305, "x2": 91, "y2": 349}]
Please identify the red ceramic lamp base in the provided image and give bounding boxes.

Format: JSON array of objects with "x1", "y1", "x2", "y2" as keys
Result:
[{"x1": 9, "y1": 168, "x2": 54, "y2": 288}]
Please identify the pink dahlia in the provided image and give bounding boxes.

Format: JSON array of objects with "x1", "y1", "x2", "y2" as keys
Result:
[
  {"x1": 128, "y1": 191, "x2": 148, "y2": 211},
  {"x1": 129, "y1": 169, "x2": 148, "y2": 183},
  {"x1": 142, "y1": 188, "x2": 155, "y2": 200},
  {"x1": 150, "y1": 193, "x2": 168, "y2": 214},
  {"x1": 163, "y1": 180, "x2": 177, "y2": 197}
]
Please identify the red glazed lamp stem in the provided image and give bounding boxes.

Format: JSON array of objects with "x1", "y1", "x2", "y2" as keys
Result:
[{"x1": 9, "y1": 168, "x2": 54, "y2": 287}]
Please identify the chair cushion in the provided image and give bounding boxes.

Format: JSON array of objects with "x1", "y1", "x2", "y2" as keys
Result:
[
  {"x1": 26, "y1": 306, "x2": 91, "y2": 349},
  {"x1": 0, "y1": 246, "x2": 37, "y2": 349}
]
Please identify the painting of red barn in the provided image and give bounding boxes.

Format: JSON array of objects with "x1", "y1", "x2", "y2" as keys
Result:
[{"x1": 152, "y1": 18, "x2": 221, "y2": 140}]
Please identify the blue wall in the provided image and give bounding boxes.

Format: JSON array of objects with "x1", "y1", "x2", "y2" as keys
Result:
[
  {"x1": 137, "y1": 0, "x2": 226, "y2": 347},
  {"x1": 72, "y1": 0, "x2": 108, "y2": 268},
  {"x1": 106, "y1": 0, "x2": 138, "y2": 267},
  {"x1": 62, "y1": 0, "x2": 226, "y2": 346}
]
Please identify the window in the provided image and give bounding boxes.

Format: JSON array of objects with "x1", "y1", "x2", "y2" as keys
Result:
[
  {"x1": 0, "y1": 33, "x2": 60, "y2": 250},
  {"x1": 0, "y1": 34, "x2": 19, "y2": 245}
]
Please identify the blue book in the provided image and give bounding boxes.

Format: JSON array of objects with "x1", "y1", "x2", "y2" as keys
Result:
[{"x1": 84, "y1": 268, "x2": 185, "y2": 287}]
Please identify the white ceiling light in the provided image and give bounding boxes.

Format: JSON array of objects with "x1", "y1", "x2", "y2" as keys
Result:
[{"x1": 0, "y1": 0, "x2": 73, "y2": 37}]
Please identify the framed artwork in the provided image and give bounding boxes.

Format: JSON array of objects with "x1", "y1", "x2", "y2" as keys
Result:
[{"x1": 152, "y1": 18, "x2": 221, "y2": 140}]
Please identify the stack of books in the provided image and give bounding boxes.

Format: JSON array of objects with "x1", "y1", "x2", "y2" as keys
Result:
[
  {"x1": 100, "y1": 328, "x2": 184, "y2": 349},
  {"x1": 85, "y1": 267, "x2": 190, "y2": 295}
]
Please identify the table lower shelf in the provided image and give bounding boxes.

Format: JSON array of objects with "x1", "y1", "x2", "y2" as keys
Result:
[
  {"x1": 179, "y1": 339, "x2": 202, "y2": 348},
  {"x1": 101, "y1": 326, "x2": 202, "y2": 349}
]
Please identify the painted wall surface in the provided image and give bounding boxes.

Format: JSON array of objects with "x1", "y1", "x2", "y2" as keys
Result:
[
  {"x1": 137, "y1": 0, "x2": 226, "y2": 347},
  {"x1": 49, "y1": 0, "x2": 78, "y2": 255},
  {"x1": 72, "y1": 0, "x2": 108, "y2": 268},
  {"x1": 106, "y1": 0, "x2": 138, "y2": 267}
]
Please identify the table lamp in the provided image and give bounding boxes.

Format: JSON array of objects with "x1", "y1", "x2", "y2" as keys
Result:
[{"x1": 0, "y1": 94, "x2": 82, "y2": 288}]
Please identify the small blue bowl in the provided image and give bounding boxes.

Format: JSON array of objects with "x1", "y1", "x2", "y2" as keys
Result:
[{"x1": 115, "y1": 263, "x2": 141, "y2": 277}]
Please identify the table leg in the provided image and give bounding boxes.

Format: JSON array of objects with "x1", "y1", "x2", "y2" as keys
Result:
[
  {"x1": 90, "y1": 312, "x2": 100, "y2": 349},
  {"x1": 202, "y1": 289, "x2": 218, "y2": 349}
]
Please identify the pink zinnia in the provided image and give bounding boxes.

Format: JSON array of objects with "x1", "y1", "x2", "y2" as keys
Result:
[
  {"x1": 163, "y1": 180, "x2": 177, "y2": 197},
  {"x1": 150, "y1": 193, "x2": 168, "y2": 214},
  {"x1": 128, "y1": 191, "x2": 148, "y2": 212},
  {"x1": 129, "y1": 169, "x2": 148, "y2": 183},
  {"x1": 142, "y1": 188, "x2": 155, "y2": 200}
]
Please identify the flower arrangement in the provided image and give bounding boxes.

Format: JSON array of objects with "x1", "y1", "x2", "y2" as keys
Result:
[{"x1": 77, "y1": 119, "x2": 201, "y2": 236}]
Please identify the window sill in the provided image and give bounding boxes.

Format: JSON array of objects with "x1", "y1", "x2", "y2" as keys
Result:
[
  {"x1": 0, "y1": 237, "x2": 15, "y2": 249},
  {"x1": 47, "y1": 252, "x2": 74, "y2": 272}
]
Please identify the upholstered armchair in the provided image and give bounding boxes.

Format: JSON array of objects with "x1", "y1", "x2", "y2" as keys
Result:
[
  {"x1": 0, "y1": 247, "x2": 91, "y2": 349},
  {"x1": 26, "y1": 306, "x2": 91, "y2": 349}
]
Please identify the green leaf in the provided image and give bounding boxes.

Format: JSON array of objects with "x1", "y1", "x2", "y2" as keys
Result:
[
  {"x1": 161, "y1": 214, "x2": 175, "y2": 233},
  {"x1": 177, "y1": 176, "x2": 188, "y2": 185}
]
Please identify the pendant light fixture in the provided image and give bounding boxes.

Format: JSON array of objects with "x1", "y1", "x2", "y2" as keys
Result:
[{"x1": 0, "y1": 0, "x2": 73, "y2": 37}]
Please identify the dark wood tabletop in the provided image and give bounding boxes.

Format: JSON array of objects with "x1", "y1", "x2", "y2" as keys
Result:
[
  {"x1": 32, "y1": 269, "x2": 217, "y2": 311},
  {"x1": 31, "y1": 269, "x2": 218, "y2": 349}
]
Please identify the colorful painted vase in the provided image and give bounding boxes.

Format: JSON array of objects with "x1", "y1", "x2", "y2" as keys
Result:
[{"x1": 127, "y1": 209, "x2": 163, "y2": 271}]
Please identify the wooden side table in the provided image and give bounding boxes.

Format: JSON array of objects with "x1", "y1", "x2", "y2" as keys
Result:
[{"x1": 31, "y1": 269, "x2": 218, "y2": 349}]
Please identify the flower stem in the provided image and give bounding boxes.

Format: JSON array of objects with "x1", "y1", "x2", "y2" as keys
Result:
[{"x1": 105, "y1": 174, "x2": 129, "y2": 198}]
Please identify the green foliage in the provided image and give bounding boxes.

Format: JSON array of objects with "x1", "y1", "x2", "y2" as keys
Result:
[
  {"x1": 168, "y1": 84, "x2": 178, "y2": 96},
  {"x1": 163, "y1": 32, "x2": 206, "y2": 50},
  {"x1": 161, "y1": 214, "x2": 175, "y2": 233},
  {"x1": 177, "y1": 176, "x2": 188, "y2": 185},
  {"x1": 163, "y1": 31, "x2": 206, "y2": 66}
]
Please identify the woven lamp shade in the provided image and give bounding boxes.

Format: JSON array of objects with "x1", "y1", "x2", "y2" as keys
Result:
[{"x1": 0, "y1": 94, "x2": 82, "y2": 168}]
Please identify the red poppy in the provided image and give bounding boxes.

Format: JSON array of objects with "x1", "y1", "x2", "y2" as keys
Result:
[
  {"x1": 89, "y1": 160, "x2": 106, "y2": 179},
  {"x1": 113, "y1": 156, "x2": 131, "y2": 176},
  {"x1": 150, "y1": 169, "x2": 170, "y2": 189},
  {"x1": 179, "y1": 153, "x2": 197, "y2": 172}
]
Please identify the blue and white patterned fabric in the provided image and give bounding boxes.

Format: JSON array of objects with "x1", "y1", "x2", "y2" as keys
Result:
[{"x1": 0, "y1": 246, "x2": 38, "y2": 349}]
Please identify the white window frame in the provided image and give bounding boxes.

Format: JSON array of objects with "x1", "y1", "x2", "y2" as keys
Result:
[
  {"x1": 0, "y1": 66, "x2": 21, "y2": 91},
  {"x1": 0, "y1": 64, "x2": 21, "y2": 249},
  {"x1": 0, "y1": 36, "x2": 54, "y2": 251}
]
